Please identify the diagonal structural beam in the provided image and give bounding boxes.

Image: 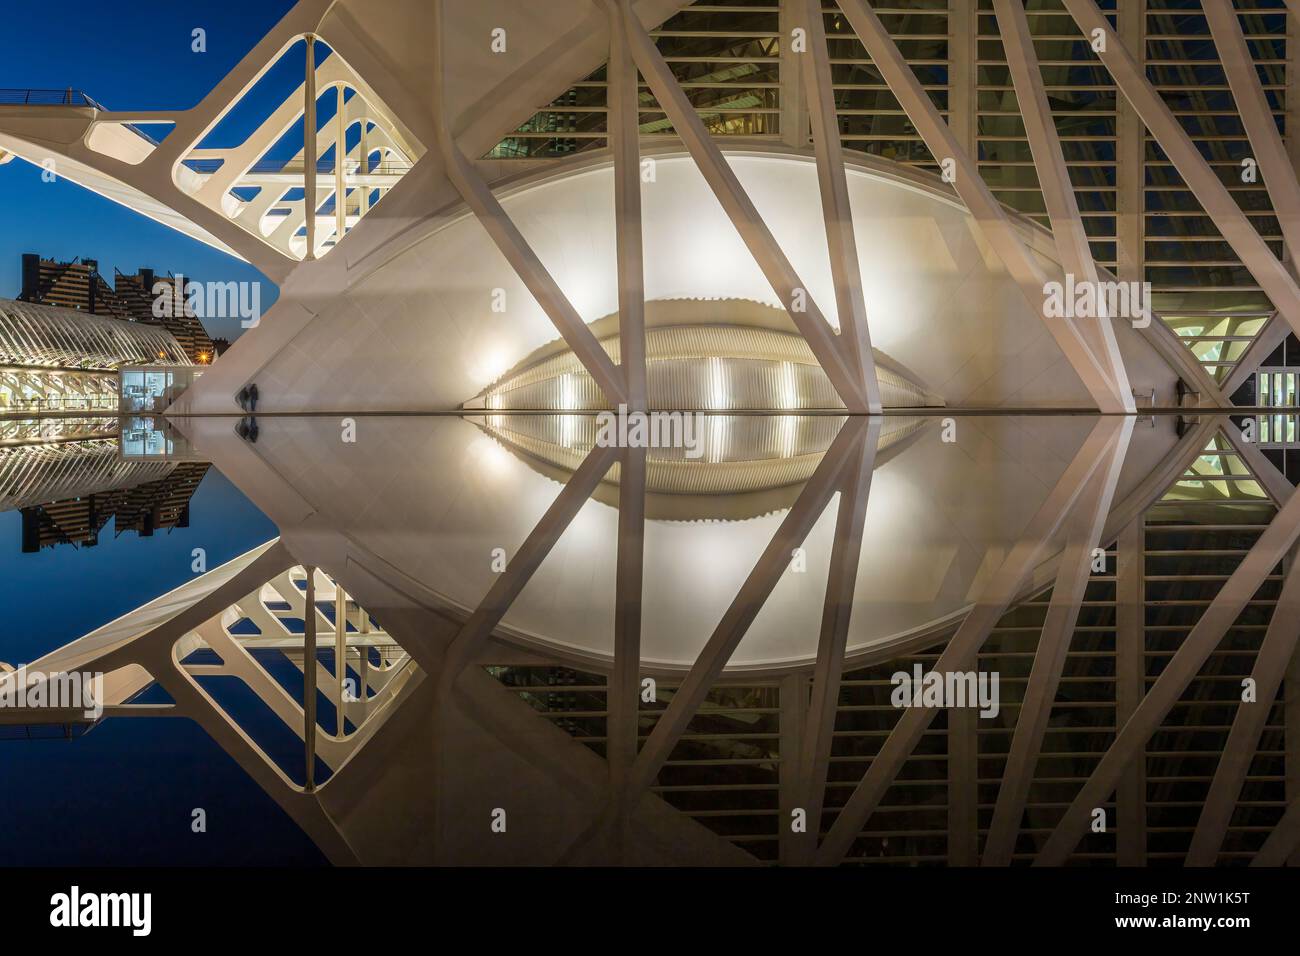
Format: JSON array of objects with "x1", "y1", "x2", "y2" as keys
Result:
[
  {"x1": 1186, "y1": 552, "x2": 1300, "y2": 865},
  {"x1": 620, "y1": 8, "x2": 870, "y2": 412},
  {"x1": 795, "y1": 416, "x2": 882, "y2": 863},
  {"x1": 981, "y1": 417, "x2": 1135, "y2": 865},
  {"x1": 440, "y1": 443, "x2": 620, "y2": 683},
  {"x1": 624, "y1": 417, "x2": 870, "y2": 800},
  {"x1": 1035, "y1": 476, "x2": 1300, "y2": 865},
  {"x1": 834, "y1": 0, "x2": 1122, "y2": 412},
  {"x1": 1188, "y1": 0, "x2": 1300, "y2": 396},
  {"x1": 799, "y1": 0, "x2": 882, "y2": 412},
  {"x1": 1061, "y1": 0, "x2": 1300, "y2": 351},
  {"x1": 434, "y1": 141, "x2": 629, "y2": 406},
  {"x1": 1222, "y1": 313, "x2": 1283, "y2": 398},
  {"x1": 814, "y1": 416, "x2": 1126, "y2": 865},
  {"x1": 992, "y1": 0, "x2": 1134, "y2": 412},
  {"x1": 1204, "y1": 1, "x2": 1300, "y2": 258},
  {"x1": 1222, "y1": 418, "x2": 1295, "y2": 507},
  {"x1": 1254, "y1": 790, "x2": 1300, "y2": 865},
  {"x1": 432, "y1": 1, "x2": 627, "y2": 407}
]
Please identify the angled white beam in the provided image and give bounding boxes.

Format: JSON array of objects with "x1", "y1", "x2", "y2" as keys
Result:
[
  {"x1": 981, "y1": 417, "x2": 1134, "y2": 866},
  {"x1": 799, "y1": 0, "x2": 882, "y2": 412},
  {"x1": 620, "y1": 10, "x2": 870, "y2": 412},
  {"x1": 432, "y1": 1, "x2": 628, "y2": 407},
  {"x1": 1222, "y1": 313, "x2": 1283, "y2": 398},
  {"x1": 624, "y1": 418, "x2": 870, "y2": 800},
  {"x1": 440, "y1": 443, "x2": 620, "y2": 682},
  {"x1": 433, "y1": 145, "x2": 629, "y2": 406},
  {"x1": 1187, "y1": 553, "x2": 1300, "y2": 865},
  {"x1": 815, "y1": 416, "x2": 1125, "y2": 865},
  {"x1": 1035, "y1": 479, "x2": 1300, "y2": 865},
  {"x1": 1222, "y1": 418, "x2": 1295, "y2": 507},
  {"x1": 834, "y1": 0, "x2": 1122, "y2": 412},
  {"x1": 1204, "y1": 1, "x2": 1300, "y2": 255},
  {"x1": 794, "y1": 417, "x2": 882, "y2": 864},
  {"x1": 1062, "y1": 0, "x2": 1300, "y2": 349},
  {"x1": 1254, "y1": 790, "x2": 1300, "y2": 864},
  {"x1": 992, "y1": 0, "x2": 1134, "y2": 412},
  {"x1": 606, "y1": 0, "x2": 648, "y2": 411}
]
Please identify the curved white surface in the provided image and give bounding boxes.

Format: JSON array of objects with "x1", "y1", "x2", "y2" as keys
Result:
[
  {"x1": 236, "y1": 151, "x2": 1179, "y2": 413},
  {"x1": 202, "y1": 412, "x2": 1178, "y2": 670}
]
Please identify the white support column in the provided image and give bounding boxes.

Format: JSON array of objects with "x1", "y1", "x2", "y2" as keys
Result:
[
  {"x1": 779, "y1": 0, "x2": 810, "y2": 148},
  {"x1": 800, "y1": 0, "x2": 883, "y2": 412},
  {"x1": 606, "y1": 0, "x2": 647, "y2": 410},
  {"x1": 1115, "y1": 517, "x2": 1147, "y2": 865},
  {"x1": 992, "y1": 0, "x2": 1135, "y2": 412},
  {"x1": 609, "y1": 445, "x2": 646, "y2": 844},
  {"x1": 815, "y1": 417, "x2": 1125, "y2": 865},
  {"x1": 948, "y1": 704, "x2": 979, "y2": 866},
  {"x1": 778, "y1": 672, "x2": 809, "y2": 865},
  {"x1": 303, "y1": 36, "x2": 318, "y2": 261},
  {"x1": 947, "y1": 0, "x2": 977, "y2": 156},
  {"x1": 303, "y1": 566, "x2": 317, "y2": 790},
  {"x1": 621, "y1": 9, "x2": 870, "y2": 412},
  {"x1": 359, "y1": 121, "x2": 371, "y2": 215},
  {"x1": 335, "y1": 84, "x2": 347, "y2": 245},
  {"x1": 1115, "y1": 0, "x2": 1144, "y2": 298},
  {"x1": 834, "y1": 0, "x2": 1123, "y2": 412}
]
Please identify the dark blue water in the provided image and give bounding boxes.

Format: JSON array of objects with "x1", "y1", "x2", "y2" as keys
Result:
[{"x1": 0, "y1": 467, "x2": 326, "y2": 865}]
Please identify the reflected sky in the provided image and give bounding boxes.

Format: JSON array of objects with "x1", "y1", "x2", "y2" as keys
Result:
[{"x1": 0, "y1": 409, "x2": 1295, "y2": 866}]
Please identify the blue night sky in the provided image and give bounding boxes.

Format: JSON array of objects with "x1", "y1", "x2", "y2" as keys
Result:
[
  {"x1": 0, "y1": 2, "x2": 327, "y2": 864},
  {"x1": 0, "y1": 0, "x2": 298, "y2": 340},
  {"x1": 0, "y1": 0, "x2": 307, "y2": 660}
]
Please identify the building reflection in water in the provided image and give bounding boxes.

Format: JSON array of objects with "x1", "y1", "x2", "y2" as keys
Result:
[
  {"x1": 1, "y1": 416, "x2": 208, "y2": 552},
  {"x1": 4, "y1": 411, "x2": 1299, "y2": 868}
]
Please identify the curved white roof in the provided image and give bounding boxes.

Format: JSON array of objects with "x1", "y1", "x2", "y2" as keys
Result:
[{"x1": 0, "y1": 298, "x2": 190, "y2": 369}]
